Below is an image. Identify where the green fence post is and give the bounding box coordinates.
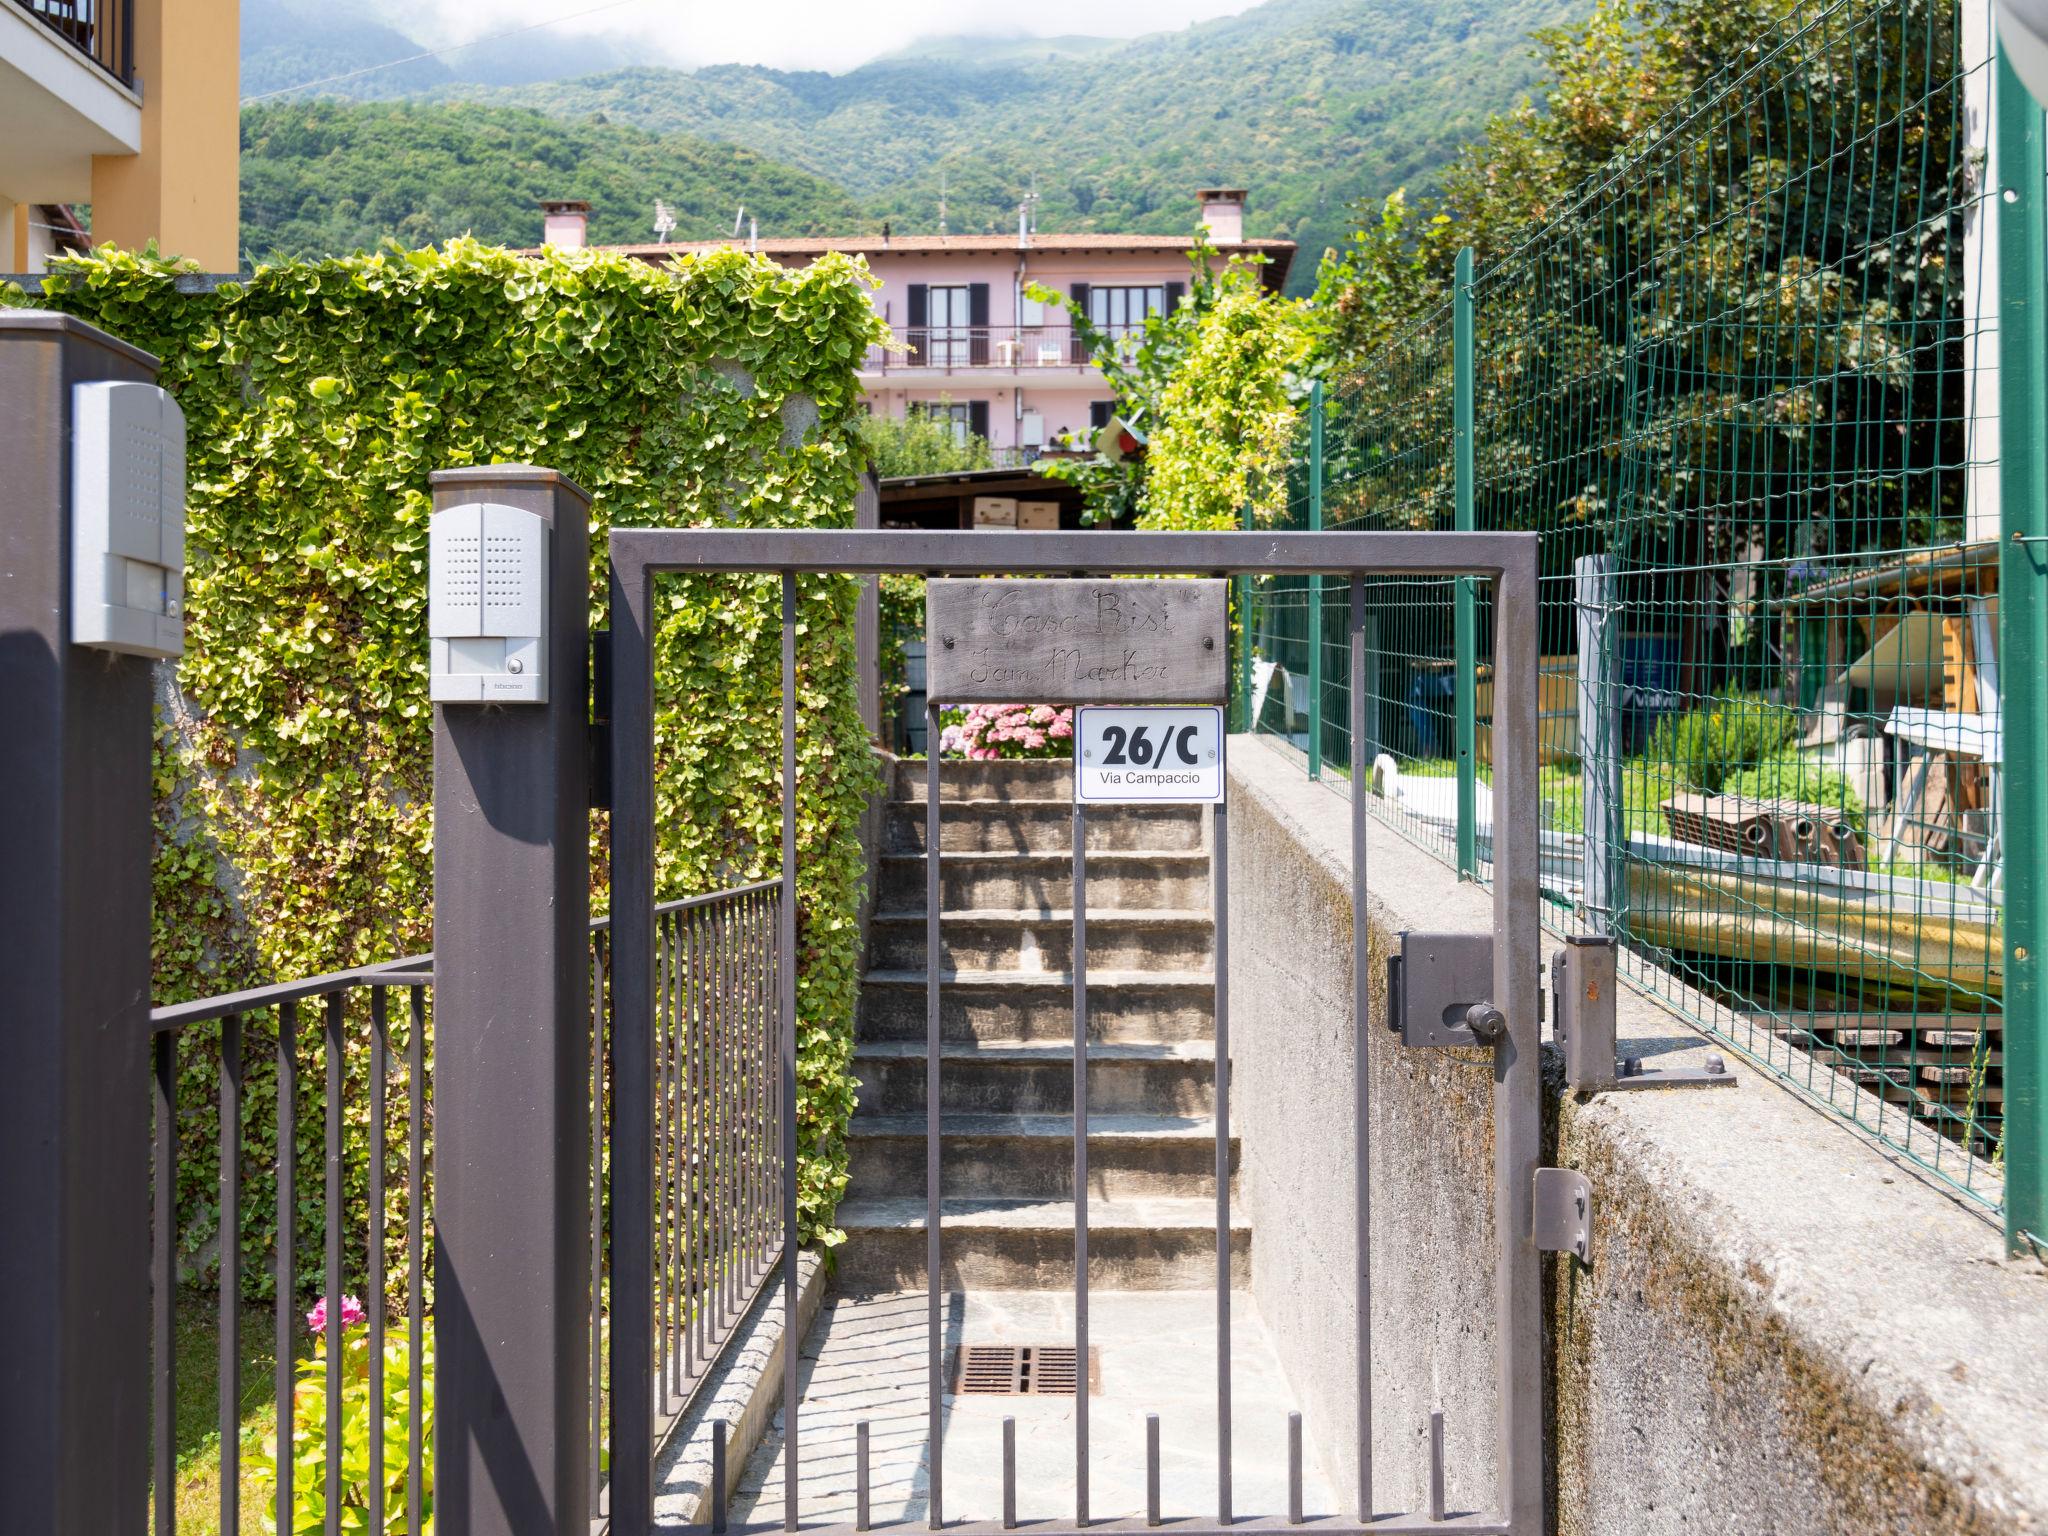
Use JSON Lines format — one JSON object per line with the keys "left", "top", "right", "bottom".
{"left": 1998, "top": 50, "right": 2048, "bottom": 1260}
{"left": 1453, "top": 247, "right": 1478, "bottom": 878}
{"left": 1307, "top": 380, "right": 1325, "bottom": 778}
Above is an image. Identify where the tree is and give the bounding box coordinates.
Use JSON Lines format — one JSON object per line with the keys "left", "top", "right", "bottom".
{"left": 856, "top": 402, "right": 994, "bottom": 478}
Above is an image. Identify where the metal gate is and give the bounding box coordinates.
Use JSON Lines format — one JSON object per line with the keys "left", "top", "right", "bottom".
{"left": 607, "top": 528, "right": 1544, "bottom": 1535}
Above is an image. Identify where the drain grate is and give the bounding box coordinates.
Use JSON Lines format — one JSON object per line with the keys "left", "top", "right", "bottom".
{"left": 952, "top": 1344, "right": 1094, "bottom": 1396}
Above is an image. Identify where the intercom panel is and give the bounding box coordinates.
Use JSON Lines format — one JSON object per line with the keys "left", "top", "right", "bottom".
{"left": 429, "top": 501, "right": 548, "bottom": 703}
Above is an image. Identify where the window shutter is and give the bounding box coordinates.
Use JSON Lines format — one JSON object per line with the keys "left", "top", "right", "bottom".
{"left": 969, "top": 282, "right": 990, "bottom": 365}
{"left": 1069, "top": 283, "right": 1091, "bottom": 362}
{"left": 968, "top": 400, "right": 990, "bottom": 442}
{"left": 907, "top": 284, "right": 928, "bottom": 364}
{"left": 1089, "top": 400, "right": 1116, "bottom": 430}
{"left": 1165, "top": 281, "right": 1186, "bottom": 313}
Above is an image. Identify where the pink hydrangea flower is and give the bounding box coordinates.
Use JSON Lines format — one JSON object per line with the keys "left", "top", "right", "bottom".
{"left": 1030, "top": 706, "right": 1056, "bottom": 725}
{"left": 306, "top": 1294, "right": 367, "bottom": 1334}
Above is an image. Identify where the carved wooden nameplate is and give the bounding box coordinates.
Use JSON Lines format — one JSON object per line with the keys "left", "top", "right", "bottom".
{"left": 924, "top": 578, "right": 1229, "bottom": 704}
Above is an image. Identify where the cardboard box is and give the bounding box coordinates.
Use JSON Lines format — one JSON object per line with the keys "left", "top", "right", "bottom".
{"left": 1016, "top": 501, "right": 1060, "bottom": 530}
{"left": 972, "top": 496, "right": 1017, "bottom": 527}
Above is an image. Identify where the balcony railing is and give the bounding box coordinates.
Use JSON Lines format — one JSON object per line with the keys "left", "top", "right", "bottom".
{"left": 19, "top": 0, "right": 133, "bottom": 85}
{"left": 869, "top": 324, "right": 1145, "bottom": 374}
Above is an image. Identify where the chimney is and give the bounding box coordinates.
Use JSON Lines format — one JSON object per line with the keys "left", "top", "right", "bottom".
{"left": 540, "top": 198, "right": 591, "bottom": 251}
{"left": 1196, "top": 187, "right": 1247, "bottom": 245}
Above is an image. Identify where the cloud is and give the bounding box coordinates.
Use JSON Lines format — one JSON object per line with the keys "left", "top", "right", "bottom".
{"left": 381, "top": 0, "right": 1259, "bottom": 73}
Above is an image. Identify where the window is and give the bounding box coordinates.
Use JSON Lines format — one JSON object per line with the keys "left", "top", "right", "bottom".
{"left": 907, "top": 283, "right": 990, "bottom": 366}
{"left": 1089, "top": 400, "right": 1117, "bottom": 430}
{"left": 914, "top": 400, "right": 991, "bottom": 444}
{"left": 1086, "top": 286, "right": 1166, "bottom": 333}
{"left": 927, "top": 285, "right": 972, "bottom": 366}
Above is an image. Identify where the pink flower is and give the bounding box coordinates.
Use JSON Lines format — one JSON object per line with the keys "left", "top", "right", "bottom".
{"left": 306, "top": 1294, "right": 367, "bottom": 1334}
{"left": 1050, "top": 718, "right": 1073, "bottom": 739}
{"left": 1023, "top": 730, "right": 1046, "bottom": 749}
{"left": 1030, "top": 706, "right": 1055, "bottom": 724}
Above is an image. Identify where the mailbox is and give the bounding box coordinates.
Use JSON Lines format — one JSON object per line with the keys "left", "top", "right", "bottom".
{"left": 71, "top": 380, "right": 186, "bottom": 659}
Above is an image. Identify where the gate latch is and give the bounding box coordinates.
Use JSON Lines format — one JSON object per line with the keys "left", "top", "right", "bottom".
{"left": 1386, "top": 931, "right": 1502, "bottom": 1048}
{"left": 1551, "top": 935, "right": 1735, "bottom": 1091}
{"left": 1533, "top": 1167, "right": 1592, "bottom": 1263}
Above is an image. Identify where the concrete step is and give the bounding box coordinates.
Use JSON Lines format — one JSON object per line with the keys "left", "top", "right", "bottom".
{"left": 877, "top": 851, "right": 1207, "bottom": 911}
{"left": 858, "top": 970, "right": 1215, "bottom": 1045}
{"left": 845, "top": 1112, "right": 1237, "bottom": 1202}
{"left": 834, "top": 1196, "right": 1251, "bottom": 1293}
{"left": 884, "top": 798, "right": 1205, "bottom": 854}
{"left": 867, "top": 910, "right": 1213, "bottom": 974}
{"left": 894, "top": 758, "right": 1073, "bottom": 803}
{"left": 852, "top": 1040, "right": 1214, "bottom": 1117}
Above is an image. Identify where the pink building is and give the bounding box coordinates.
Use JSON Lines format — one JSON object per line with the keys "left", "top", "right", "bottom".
{"left": 542, "top": 190, "right": 1296, "bottom": 463}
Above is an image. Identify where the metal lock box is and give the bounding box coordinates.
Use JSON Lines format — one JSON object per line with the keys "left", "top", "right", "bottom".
{"left": 429, "top": 501, "right": 549, "bottom": 703}
{"left": 1385, "top": 929, "right": 1498, "bottom": 1047}
{"left": 70, "top": 380, "right": 186, "bottom": 659}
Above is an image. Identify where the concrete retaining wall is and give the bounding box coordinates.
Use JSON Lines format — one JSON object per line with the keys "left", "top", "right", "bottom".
{"left": 1227, "top": 737, "right": 2048, "bottom": 1535}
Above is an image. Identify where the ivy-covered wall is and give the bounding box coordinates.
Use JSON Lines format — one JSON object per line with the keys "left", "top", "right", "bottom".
{"left": 24, "top": 240, "right": 887, "bottom": 1285}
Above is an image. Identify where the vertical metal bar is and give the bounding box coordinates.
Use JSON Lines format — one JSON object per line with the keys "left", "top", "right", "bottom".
{"left": 712, "top": 1418, "right": 729, "bottom": 1534}
{"left": 1072, "top": 793, "right": 1090, "bottom": 1527}
{"left": 1348, "top": 578, "right": 1373, "bottom": 1523}
{"left": 1453, "top": 246, "right": 1479, "bottom": 880}
{"left": 1493, "top": 546, "right": 1545, "bottom": 1530}
{"left": 407, "top": 987, "right": 425, "bottom": 1536}
{"left": 925, "top": 699, "right": 945, "bottom": 1530}
{"left": 590, "top": 931, "right": 607, "bottom": 1520}
{"left": 1211, "top": 799, "right": 1232, "bottom": 1525}
{"left": 1574, "top": 555, "right": 1620, "bottom": 937}
{"left": 1428, "top": 1409, "right": 1447, "bottom": 1522}
{"left": 153, "top": 1030, "right": 175, "bottom": 1536}
{"left": 657, "top": 913, "right": 672, "bottom": 1414}
{"left": 781, "top": 573, "right": 802, "bottom": 1532}
{"left": 369, "top": 988, "right": 388, "bottom": 1536}
{"left": 609, "top": 551, "right": 657, "bottom": 1533}
{"left": 1287, "top": 1413, "right": 1304, "bottom": 1526}
{"left": 1001, "top": 1417, "right": 1016, "bottom": 1531}
{"left": 1145, "top": 1414, "right": 1162, "bottom": 1528}
{"left": 723, "top": 892, "right": 737, "bottom": 1328}
{"left": 324, "top": 990, "right": 344, "bottom": 1536}
{"left": 1234, "top": 501, "right": 1254, "bottom": 731}
{"left": 1999, "top": 46, "right": 2048, "bottom": 1260}
{"left": 275, "top": 1000, "right": 298, "bottom": 1534}
{"left": 218, "top": 1015, "right": 242, "bottom": 1536}
{"left": 857, "top": 1420, "right": 873, "bottom": 1532}
{"left": 688, "top": 906, "right": 703, "bottom": 1378}
{"left": 1307, "top": 379, "right": 1325, "bottom": 779}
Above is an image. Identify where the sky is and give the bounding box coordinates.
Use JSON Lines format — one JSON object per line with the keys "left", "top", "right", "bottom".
{"left": 384, "top": 0, "right": 1262, "bottom": 74}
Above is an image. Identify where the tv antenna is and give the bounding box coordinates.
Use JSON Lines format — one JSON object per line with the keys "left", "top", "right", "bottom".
{"left": 653, "top": 200, "right": 676, "bottom": 244}
{"left": 733, "top": 205, "right": 746, "bottom": 239}
{"left": 938, "top": 172, "right": 949, "bottom": 236}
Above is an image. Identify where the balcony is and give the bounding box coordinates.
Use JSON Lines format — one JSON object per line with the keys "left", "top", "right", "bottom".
{"left": 866, "top": 324, "right": 1145, "bottom": 378}
{"left": 15, "top": 0, "right": 130, "bottom": 84}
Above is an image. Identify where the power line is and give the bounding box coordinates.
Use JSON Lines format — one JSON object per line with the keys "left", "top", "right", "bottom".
{"left": 241, "top": 0, "right": 649, "bottom": 105}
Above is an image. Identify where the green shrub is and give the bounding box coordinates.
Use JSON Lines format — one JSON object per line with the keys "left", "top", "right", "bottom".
{"left": 857, "top": 401, "right": 994, "bottom": 477}
{"left": 1644, "top": 689, "right": 1798, "bottom": 793}
{"left": 249, "top": 1299, "right": 431, "bottom": 1534}
{"left": 36, "top": 239, "right": 888, "bottom": 1292}
{"left": 1721, "top": 747, "right": 1867, "bottom": 833}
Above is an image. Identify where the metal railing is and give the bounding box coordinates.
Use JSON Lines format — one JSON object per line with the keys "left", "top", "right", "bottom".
{"left": 143, "top": 884, "right": 779, "bottom": 1535}
{"left": 1246, "top": 0, "right": 2031, "bottom": 1240}
{"left": 18, "top": 0, "right": 133, "bottom": 86}
{"left": 869, "top": 324, "right": 1144, "bottom": 373}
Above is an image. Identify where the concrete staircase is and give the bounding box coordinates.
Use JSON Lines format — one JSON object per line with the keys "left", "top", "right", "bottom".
{"left": 838, "top": 757, "right": 1246, "bottom": 1293}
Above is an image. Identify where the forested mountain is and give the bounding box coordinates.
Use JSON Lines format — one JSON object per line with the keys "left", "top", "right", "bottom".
{"left": 430, "top": 0, "right": 1580, "bottom": 291}
{"left": 237, "top": 0, "right": 1586, "bottom": 287}
{"left": 239, "top": 102, "right": 868, "bottom": 264}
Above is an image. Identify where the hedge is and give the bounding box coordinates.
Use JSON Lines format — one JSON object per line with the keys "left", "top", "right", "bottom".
{"left": 22, "top": 239, "right": 888, "bottom": 1294}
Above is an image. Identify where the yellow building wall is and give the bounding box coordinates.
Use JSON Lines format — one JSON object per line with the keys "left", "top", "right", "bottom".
{"left": 90, "top": 0, "right": 239, "bottom": 269}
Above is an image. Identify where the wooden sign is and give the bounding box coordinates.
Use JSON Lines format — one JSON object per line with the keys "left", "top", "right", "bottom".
{"left": 924, "top": 578, "right": 1229, "bottom": 704}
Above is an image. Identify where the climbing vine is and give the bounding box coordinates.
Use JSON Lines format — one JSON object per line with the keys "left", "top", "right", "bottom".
{"left": 30, "top": 239, "right": 888, "bottom": 1289}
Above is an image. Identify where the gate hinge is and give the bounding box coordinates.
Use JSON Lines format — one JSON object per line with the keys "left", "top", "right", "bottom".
{"left": 589, "top": 628, "right": 613, "bottom": 811}
{"left": 1551, "top": 935, "right": 1736, "bottom": 1092}
{"left": 1532, "top": 1167, "right": 1592, "bottom": 1263}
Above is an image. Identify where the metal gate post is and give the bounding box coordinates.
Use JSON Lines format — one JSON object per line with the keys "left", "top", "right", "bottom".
{"left": 1308, "top": 380, "right": 1325, "bottom": 779}
{"left": 1997, "top": 46, "right": 2048, "bottom": 1260}
{"left": 1453, "top": 248, "right": 1479, "bottom": 879}
{"left": 430, "top": 466, "right": 592, "bottom": 1534}
{"left": 0, "top": 311, "right": 162, "bottom": 1535}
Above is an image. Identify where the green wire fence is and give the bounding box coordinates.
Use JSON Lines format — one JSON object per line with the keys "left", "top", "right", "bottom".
{"left": 1248, "top": 0, "right": 2044, "bottom": 1251}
